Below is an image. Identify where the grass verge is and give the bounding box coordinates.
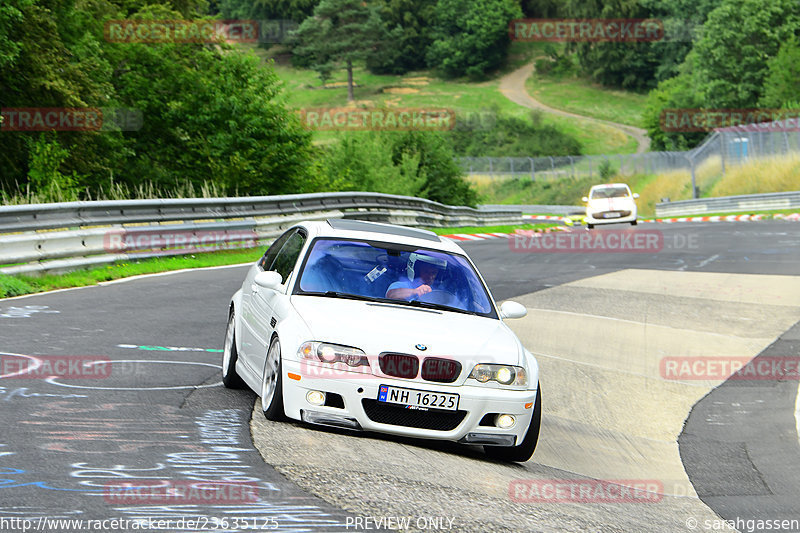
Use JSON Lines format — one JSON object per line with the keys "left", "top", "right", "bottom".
{"left": 525, "top": 73, "right": 648, "bottom": 128}
{"left": 0, "top": 248, "right": 261, "bottom": 299}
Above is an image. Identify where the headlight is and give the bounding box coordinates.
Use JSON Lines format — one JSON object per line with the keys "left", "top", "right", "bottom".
{"left": 469, "top": 364, "right": 527, "bottom": 387}
{"left": 298, "top": 342, "right": 369, "bottom": 368}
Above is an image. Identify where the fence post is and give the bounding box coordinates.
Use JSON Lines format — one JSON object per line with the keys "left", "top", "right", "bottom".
{"left": 488, "top": 157, "right": 493, "bottom": 178}
{"left": 569, "top": 156, "right": 575, "bottom": 178}
{"left": 619, "top": 154, "right": 624, "bottom": 175}
{"left": 528, "top": 158, "right": 535, "bottom": 181}
{"left": 689, "top": 155, "right": 697, "bottom": 199}
{"left": 719, "top": 132, "right": 725, "bottom": 176}
{"left": 510, "top": 157, "right": 514, "bottom": 178}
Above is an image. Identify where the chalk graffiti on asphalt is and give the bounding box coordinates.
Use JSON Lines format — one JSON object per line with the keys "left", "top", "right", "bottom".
{"left": 0, "top": 306, "right": 60, "bottom": 319}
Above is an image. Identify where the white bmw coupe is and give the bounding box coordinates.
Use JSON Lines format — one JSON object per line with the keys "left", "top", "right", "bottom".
{"left": 223, "top": 219, "right": 541, "bottom": 462}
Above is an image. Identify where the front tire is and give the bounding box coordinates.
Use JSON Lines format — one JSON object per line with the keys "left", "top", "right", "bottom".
{"left": 484, "top": 384, "right": 541, "bottom": 463}
{"left": 222, "top": 312, "right": 244, "bottom": 389}
{"left": 587, "top": 223, "right": 594, "bottom": 229}
{"left": 261, "top": 337, "right": 285, "bottom": 421}
{"left": 631, "top": 219, "right": 638, "bottom": 226}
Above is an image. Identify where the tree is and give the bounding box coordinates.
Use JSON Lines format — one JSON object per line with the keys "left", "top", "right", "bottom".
{"left": 690, "top": 0, "right": 800, "bottom": 108}
{"left": 367, "top": 0, "right": 437, "bottom": 74}
{"left": 391, "top": 131, "right": 478, "bottom": 206}
{"left": 0, "top": 0, "right": 31, "bottom": 69}
{"left": 290, "top": 0, "right": 387, "bottom": 101}
{"left": 426, "top": 0, "right": 522, "bottom": 79}
{"left": 759, "top": 38, "right": 800, "bottom": 108}
{"left": 218, "top": 0, "right": 319, "bottom": 21}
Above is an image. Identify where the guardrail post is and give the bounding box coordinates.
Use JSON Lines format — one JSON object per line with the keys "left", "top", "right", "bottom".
{"left": 688, "top": 155, "right": 698, "bottom": 199}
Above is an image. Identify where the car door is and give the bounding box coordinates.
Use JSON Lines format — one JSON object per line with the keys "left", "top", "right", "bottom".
{"left": 239, "top": 229, "right": 294, "bottom": 373}
{"left": 246, "top": 229, "right": 307, "bottom": 378}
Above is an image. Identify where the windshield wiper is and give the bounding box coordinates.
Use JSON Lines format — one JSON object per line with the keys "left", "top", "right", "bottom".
{"left": 401, "top": 299, "right": 482, "bottom": 316}
{"left": 302, "top": 291, "right": 378, "bottom": 303}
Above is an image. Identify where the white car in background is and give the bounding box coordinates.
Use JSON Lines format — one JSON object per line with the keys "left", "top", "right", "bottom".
{"left": 222, "top": 219, "right": 542, "bottom": 462}
{"left": 583, "top": 183, "right": 639, "bottom": 229}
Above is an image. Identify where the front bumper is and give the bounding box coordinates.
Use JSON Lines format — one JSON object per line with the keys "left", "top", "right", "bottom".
{"left": 585, "top": 211, "right": 637, "bottom": 225}
{"left": 281, "top": 359, "right": 538, "bottom": 445}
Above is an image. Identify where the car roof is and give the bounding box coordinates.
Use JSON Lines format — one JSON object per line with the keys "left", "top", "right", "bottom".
{"left": 295, "top": 219, "right": 464, "bottom": 253}
{"left": 590, "top": 183, "right": 630, "bottom": 189}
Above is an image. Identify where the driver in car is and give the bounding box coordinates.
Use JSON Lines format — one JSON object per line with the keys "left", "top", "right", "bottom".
{"left": 385, "top": 253, "right": 447, "bottom": 301}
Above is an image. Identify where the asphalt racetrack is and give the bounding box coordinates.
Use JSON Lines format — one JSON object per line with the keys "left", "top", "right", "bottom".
{"left": 1, "top": 221, "right": 799, "bottom": 532}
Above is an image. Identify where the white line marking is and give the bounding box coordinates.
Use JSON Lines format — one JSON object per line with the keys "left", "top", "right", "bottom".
{"left": 697, "top": 254, "right": 720, "bottom": 269}
{"left": 0, "top": 263, "right": 253, "bottom": 302}
{"left": 0, "top": 353, "right": 42, "bottom": 379}
{"left": 45, "top": 360, "right": 223, "bottom": 390}
{"left": 796, "top": 381, "right": 800, "bottom": 447}
{"left": 449, "top": 234, "right": 483, "bottom": 240}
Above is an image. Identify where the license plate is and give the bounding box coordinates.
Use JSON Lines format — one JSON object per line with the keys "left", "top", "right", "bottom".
{"left": 604, "top": 212, "right": 621, "bottom": 218}
{"left": 378, "top": 385, "right": 459, "bottom": 411}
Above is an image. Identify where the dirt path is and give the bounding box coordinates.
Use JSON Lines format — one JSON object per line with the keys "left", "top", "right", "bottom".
{"left": 499, "top": 63, "right": 651, "bottom": 154}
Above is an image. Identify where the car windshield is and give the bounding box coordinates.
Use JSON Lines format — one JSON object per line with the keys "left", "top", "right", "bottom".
{"left": 295, "top": 238, "right": 496, "bottom": 318}
{"left": 591, "top": 186, "right": 630, "bottom": 199}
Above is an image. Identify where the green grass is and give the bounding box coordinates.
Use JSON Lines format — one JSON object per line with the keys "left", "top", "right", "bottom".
{"left": 525, "top": 74, "right": 648, "bottom": 128}
{"left": 649, "top": 208, "right": 800, "bottom": 219}
{"left": 0, "top": 248, "right": 261, "bottom": 299}
{"left": 427, "top": 222, "right": 555, "bottom": 235}
{"left": 242, "top": 44, "right": 640, "bottom": 155}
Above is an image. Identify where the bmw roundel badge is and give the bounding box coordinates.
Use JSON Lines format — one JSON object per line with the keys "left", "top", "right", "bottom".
{"left": 415, "top": 344, "right": 427, "bottom": 351}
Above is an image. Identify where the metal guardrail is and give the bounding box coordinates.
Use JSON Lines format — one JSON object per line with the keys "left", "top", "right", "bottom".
{"left": 0, "top": 192, "right": 523, "bottom": 275}
{"left": 655, "top": 191, "right": 800, "bottom": 217}
{"left": 480, "top": 204, "right": 585, "bottom": 215}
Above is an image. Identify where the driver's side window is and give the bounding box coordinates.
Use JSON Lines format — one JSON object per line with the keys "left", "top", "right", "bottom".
{"left": 258, "top": 230, "right": 293, "bottom": 271}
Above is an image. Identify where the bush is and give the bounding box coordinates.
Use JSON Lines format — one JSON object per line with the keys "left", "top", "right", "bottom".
{"left": 449, "top": 109, "right": 582, "bottom": 157}
{"left": 316, "top": 131, "right": 478, "bottom": 207}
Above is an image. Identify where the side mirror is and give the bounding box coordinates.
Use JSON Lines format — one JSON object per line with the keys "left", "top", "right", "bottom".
{"left": 633, "top": 193, "right": 640, "bottom": 199}
{"left": 499, "top": 301, "right": 527, "bottom": 319}
{"left": 582, "top": 196, "right": 589, "bottom": 203}
{"left": 254, "top": 271, "right": 283, "bottom": 290}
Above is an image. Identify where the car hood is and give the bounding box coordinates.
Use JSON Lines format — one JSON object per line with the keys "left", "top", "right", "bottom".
{"left": 587, "top": 197, "right": 635, "bottom": 211}
{"left": 291, "top": 295, "right": 523, "bottom": 366}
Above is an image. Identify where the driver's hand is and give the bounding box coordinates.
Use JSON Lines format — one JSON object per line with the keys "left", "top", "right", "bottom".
{"left": 414, "top": 284, "right": 432, "bottom": 296}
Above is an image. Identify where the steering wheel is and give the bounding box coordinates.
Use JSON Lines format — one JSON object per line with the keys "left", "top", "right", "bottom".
{"left": 418, "top": 290, "right": 458, "bottom": 307}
